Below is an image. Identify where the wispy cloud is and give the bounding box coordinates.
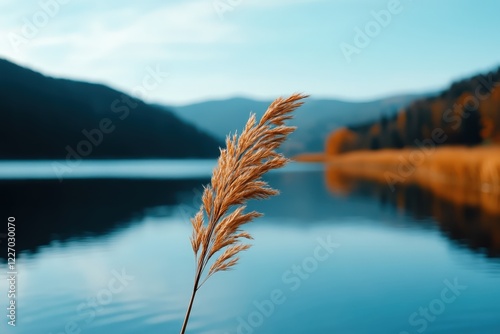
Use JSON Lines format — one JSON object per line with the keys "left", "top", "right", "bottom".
{"left": 0, "top": 0, "right": 237, "bottom": 82}
{"left": 1, "top": 0, "right": 499, "bottom": 104}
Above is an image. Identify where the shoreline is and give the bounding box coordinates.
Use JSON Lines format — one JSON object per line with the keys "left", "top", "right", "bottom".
{"left": 294, "top": 146, "right": 500, "bottom": 215}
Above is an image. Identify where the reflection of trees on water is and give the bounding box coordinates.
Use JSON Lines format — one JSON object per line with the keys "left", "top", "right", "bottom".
{"left": 325, "top": 166, "right": 500, "bottom": 257}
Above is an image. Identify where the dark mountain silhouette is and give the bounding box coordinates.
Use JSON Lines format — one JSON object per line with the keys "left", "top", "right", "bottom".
{"left": 166, "top": 94, "right": 429, "bottom": 155}
{"left": 0, "top": 59, "right": 221, "bottom": 159}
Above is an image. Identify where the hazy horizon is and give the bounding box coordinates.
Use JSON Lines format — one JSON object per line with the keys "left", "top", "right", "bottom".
{"left": 2, "top": 55, "right": 488, "bottom": 108}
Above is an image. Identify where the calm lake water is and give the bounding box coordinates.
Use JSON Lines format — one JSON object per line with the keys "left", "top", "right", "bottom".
{"left": 0, "top": 160, "right": 499, "bottom": 334}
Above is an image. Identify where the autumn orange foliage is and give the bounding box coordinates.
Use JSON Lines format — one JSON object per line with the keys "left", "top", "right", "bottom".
{"left": 479, "top": 86, "right": 500, "bottom": 143}
{"left": 325, "top": 127, "right": 358, "bottom": 155}
{"left": 324, "top": 146, "right": 500, "bottom": 214}
{"left": 324, "top": 70, "right": 500, "bottom": 153}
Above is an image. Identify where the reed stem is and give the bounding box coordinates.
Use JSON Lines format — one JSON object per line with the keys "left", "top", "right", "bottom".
{"left": 180, "top": 270, "right": 202, "bottom": 334}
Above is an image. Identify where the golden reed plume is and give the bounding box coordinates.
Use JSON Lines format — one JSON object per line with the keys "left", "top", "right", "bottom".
{"left": 180, "top": 93, "right": 308, "bottom": 333}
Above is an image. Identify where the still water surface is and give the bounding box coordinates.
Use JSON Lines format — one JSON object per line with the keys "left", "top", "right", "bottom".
{"left": 0, "top": 160, "right": 499, "bottom": 334}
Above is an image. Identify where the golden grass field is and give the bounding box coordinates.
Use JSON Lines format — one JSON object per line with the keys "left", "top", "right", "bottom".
{"left": 297, "top": 146, "right": 500, "bottom": 191}
{"left": 295, "top": 146, "right": 500, "bottom": 215}
{"left": 327, "top": 146, "right": 499, "bottom": 191}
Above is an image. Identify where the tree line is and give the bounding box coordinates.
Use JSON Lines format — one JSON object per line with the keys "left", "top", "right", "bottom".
{"left": 327, "top": 68, "right": 500, "bottom": 155}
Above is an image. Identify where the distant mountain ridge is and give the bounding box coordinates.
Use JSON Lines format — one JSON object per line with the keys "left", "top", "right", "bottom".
{"left": 166, "top": 94, "right": 429, "bottom": 155}
{"left": 0, "top": 59, "right": 221, "bottom": 160}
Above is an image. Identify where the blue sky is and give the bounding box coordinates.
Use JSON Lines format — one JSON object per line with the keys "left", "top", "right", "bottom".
{"left": 1, "top": 0, "right": 500, "bottom": 105}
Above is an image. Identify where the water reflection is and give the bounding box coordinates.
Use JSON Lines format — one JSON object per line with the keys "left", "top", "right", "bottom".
{"left": 0, "top": 163, "right": 499, "bottom": 333}
{"left": 0, "top": 161, "right": 323, "bottom": 260}
{"left": 325, "top": 165, "right": 500, "bottom": 257}
{"left": 0, "top": 178, "right": 209, "bottom": 259}
{"left": 4, "top": 162, "right": 499, "bottom": 262}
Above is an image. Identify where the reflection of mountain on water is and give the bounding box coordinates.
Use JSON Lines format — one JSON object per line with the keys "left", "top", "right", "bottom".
{"left": 0, "top": 178, "right": 209, "bottom": 258}
{"left": 325, "top": 166, "right": 500, "bottom": 258}
{"left": 4, "top": 165, "right": 498, "bottom": 260}
{"left": 0, "top": 169, "right": 396, "bottom": 259}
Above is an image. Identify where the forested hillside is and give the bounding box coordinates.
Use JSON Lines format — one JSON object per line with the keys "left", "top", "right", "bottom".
{"left": 327, "top": 68, "right": 500, "bottom": 155}
{"left": 0, "top": 59, "right": 221, "bottom": 159}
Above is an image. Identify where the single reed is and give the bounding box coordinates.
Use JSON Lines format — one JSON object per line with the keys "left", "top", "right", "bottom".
{"left": 180, "top": 93, "right": 307, "bottom": 334}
